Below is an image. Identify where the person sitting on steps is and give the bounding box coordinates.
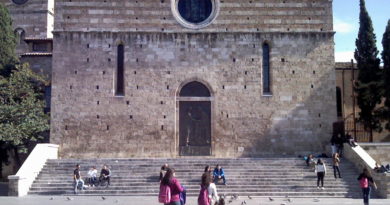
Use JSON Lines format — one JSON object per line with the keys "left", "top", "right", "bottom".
{"left": 99, "top": 164, "right": 111, "bottom": 187}
{"left": 213, "top": 164, "right": 226, "bottom": 185}
{"left": 306, "top": 154, "right": 316, "bottom": 171}
{"left": 86, "top": 166, "right": 98, "bottom": 187}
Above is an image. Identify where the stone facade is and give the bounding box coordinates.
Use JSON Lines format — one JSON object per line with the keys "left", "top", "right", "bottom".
{"left": 0, "top": 0, "right": 54, "bottom": 56}
{"left": 50, "top": 0, "right": 337, "bottom": 158}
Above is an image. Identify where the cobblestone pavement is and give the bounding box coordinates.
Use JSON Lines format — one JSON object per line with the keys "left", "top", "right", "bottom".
{"left": 0, "top": 196, "right": 389, "bottom": 205}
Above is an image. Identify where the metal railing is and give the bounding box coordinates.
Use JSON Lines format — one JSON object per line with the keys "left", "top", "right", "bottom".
{"left": 344, "top": 114, "right": 371, "bottom": 142}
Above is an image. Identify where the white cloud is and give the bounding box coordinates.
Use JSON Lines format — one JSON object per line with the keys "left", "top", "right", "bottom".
{"left": 334, "top": 18, "right": 356, "bottom": 34}
{"left": 335, "top": 51, "right": 356, "bottom": 62}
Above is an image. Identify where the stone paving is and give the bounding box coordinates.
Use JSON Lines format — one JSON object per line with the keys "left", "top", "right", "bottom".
{"left": 0, "top": 196, "right": 389, "bottom": 205}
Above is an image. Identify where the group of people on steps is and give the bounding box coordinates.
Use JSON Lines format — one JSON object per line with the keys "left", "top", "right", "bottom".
{"left": 159, "top": 164, "right": 226, "bottom": 205}
{"left": 73, "top": 164, "right": 111, "bottom": 194}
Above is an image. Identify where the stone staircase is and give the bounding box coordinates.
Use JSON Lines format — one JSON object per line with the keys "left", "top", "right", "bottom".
{"left": 28, "top": 158, "right": 364, "bottom": 198}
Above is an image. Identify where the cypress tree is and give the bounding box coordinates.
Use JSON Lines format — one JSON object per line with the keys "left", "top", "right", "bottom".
{"left": 382, "top": 20, "right": 390, "bottom": 130}
{"left": 0, "top": 3, "right": 17, "bottom": 76}
{"left": 354, "top": 0, "right": 382, "bottom": 136}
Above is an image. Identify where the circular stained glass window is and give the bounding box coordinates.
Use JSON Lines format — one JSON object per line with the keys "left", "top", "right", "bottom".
{"left": 12, "top": 0, "right": 28, "bottom": 5}
{"left": 178, "top": 0, "right": 213, "bottom": 24}
{"left": 172, "top": 0, "right": 219, "bottom": 29}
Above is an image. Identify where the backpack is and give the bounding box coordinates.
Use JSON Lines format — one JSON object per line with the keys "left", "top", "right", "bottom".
{"left": 198, "top": 185, "right": 210, "bottom": 205}
{"left": 359, "top": 177, "right": 368, "bottom": 188}
{"left": 159, "top": 184, "right": 171, "bottom": 204}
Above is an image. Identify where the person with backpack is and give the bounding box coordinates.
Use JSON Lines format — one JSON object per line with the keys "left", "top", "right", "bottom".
{"left": 315, "top": 159, "right": 326, "bottom": 190}
{"left": 198, "top": 173, "right": 213, "bottom": 205}
{"left": 159, "top": 168, "right": 184, "bottom": 205}
{"left": 358, "top": 168, "right": 377, "bottom": 205}
{"left": 332, "top": 153, "right": 342, "bottom": 179}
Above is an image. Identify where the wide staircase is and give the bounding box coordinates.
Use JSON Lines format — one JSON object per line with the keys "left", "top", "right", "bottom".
{"left": 29, "top": 158, "right": 363, "bottom": 198}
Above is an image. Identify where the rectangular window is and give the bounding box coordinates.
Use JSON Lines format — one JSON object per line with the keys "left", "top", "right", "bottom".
{"left": 115, "top": 44, "right": 125, "bottom": 96}
{"left": 262, "top": 43, "right": 271, "bottom": 94}
{"left": 33, "top": 42, "right": 48, "bottom": 52}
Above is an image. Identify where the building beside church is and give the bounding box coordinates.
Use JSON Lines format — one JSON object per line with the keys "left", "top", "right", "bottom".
{"left": 49, "top": 0, "right": 336, "bottom": 158}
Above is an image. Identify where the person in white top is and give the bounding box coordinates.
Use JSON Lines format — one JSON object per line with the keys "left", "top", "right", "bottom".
{"left": 208, "top": 181, "right": 219, "bottom": 204}
{"left": 87, "top": 166, "right": 98, "bottom": 187}
{"left": 315, "top": 159, "right": 327, "bottom": 190}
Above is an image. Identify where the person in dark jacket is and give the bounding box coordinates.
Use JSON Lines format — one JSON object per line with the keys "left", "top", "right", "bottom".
{"left": 213, "top": 164, "right": 226, "bottom": 185}
{"left": 160, "top": 163, "right": 169, "bottom": 182}
{"left": 99, "top": 164, "right": 111, "bottom": 187}
{"left": 358, "top": 168, "right": 377, "bottom": 205}
{"left": 335, "top": 133, "right": 344, "bottom": 157}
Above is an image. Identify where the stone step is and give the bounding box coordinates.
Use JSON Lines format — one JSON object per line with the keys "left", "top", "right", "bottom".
{"left": 28, "top": 158, "right": 362, "bottom": 198}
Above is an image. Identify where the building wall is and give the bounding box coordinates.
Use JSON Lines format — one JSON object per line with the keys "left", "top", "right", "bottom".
{"left": 53, "top": 0, "right": 333, "bottom": 33}
{"left": 20, "top": 55, "right": 52, "bottom": 79}
{"left": 50, "top": 0, "right": 336, "bottom": 158}
{"left": 335, "top": 63, "right": 390, "bottom": 142}
{"left": 51, "top": 32, "right": 336, "bottom": 158}
{"left": 1, "top": 0, "right": 54, "bottom": 55}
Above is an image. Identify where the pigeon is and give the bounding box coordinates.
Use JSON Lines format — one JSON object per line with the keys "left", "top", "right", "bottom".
{"left": 248, "top": 195, "right": 252, "bottom": 199}
{"left": 101, "top": 196, "right": 106, "bottom": 200}
{"left": 66, "top": 197, "right": 73, "bottom": 201}
{"left": 241, "top": 200, "right": 247, "bottom": 205}
{"left": 287, "top": 198, "right": 292, "bottom": 203}
{"left": 281, "top": 203, "right": 286, "bottom": 205}
{"left": 49, "top": 197, "right": 54, "bottom": 200}
{"left": 233, "top": 194, "right": 238, "bottom": 199}
{"left": 228, "top": 199, "right": 233, "bottom": 203}
{"left": 269, "top": 197, "right": 274, "bottom": 201}
{"left": 313, "top": 198, "right": 320, "bottom": 202}
{"left": 114, "top": 199, "right": 119, "bottom": 203}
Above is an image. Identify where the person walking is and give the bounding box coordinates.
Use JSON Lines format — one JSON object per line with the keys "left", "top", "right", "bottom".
{"left": 161, "top": 168, "right": 184, "bottom": 205}
{"left": 198, "top": 173, "right": 219, "bottom": 205}
{"left": 333, "top": 153, "right": 342, "bottom": 179}
{"left": 358, "top": 168, "right": 377, "bottom": 205}
{"left": 315, "top": 159, "right": 327, "bottom": 190}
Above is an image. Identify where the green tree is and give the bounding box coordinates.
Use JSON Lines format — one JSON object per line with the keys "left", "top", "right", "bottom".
{"left": 0, "top": 3, "right": 17, "bottom": 77}
{"left": 0, "top": 64, "right": 50, "bottom": 177}
{"left": 354, "top": 0, "right": 382, "bottom": 138}
{"left": 382, "top": 20, "right": 390, "bottom": 130}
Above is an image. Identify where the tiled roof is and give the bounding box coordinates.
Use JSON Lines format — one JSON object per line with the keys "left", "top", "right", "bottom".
{"left": 24, "top": 38, "right": 53, "bottom": 43}
{"left": 21, "top": 52, "right": 52, "bottom": 57}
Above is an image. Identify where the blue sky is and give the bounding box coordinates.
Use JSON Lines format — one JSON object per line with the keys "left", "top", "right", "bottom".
{"left": 334, "top": 0, "right": 390, "bottom": 62}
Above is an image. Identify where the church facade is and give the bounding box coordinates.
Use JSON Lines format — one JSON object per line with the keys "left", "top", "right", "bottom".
{"left": 49, "top": 0, "right": 337, "bottom": 158}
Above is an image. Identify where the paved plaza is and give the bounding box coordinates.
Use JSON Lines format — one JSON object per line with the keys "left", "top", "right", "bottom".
{"left": 0, "top": 196, "right": 389, "bottom": 205}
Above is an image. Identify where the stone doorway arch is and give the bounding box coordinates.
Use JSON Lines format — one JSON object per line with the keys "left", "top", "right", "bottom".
{"left": 177, "top": 81, "right": 213, "bottom": 156}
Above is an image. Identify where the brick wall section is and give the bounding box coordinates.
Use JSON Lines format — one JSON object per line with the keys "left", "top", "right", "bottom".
{"left": 20, "top": 55, "right": 52, "bottom": 79}
{"left": 1, "top": 0, "right": 54, "bottom": 56}
{"left": 361, "top": 143, "right": 390, "bottom": 166}
{"left": 54, "top": 0, "right": 333, "bottom": 33}
{"left": 51, "top": 31, "right": 336, "bottom": 158}
{"left": 0, "top": 0, "right": 53, "bottom": 38}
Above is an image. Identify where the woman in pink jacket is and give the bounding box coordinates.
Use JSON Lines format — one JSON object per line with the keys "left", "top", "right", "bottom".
{"left": 161, "top": 168, "right": 184, "bottom": 205}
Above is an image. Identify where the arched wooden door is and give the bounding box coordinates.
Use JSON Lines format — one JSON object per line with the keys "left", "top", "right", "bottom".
{"left": 178, "top": 81, "right": 212, "bottom": 156}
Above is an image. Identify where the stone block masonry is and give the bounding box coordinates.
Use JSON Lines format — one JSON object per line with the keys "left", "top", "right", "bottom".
{"left": 51, "top": 31, "right": 336, "bottom": 158}
{"left": 50, "top": 0, "right": 336, "bottom": 158}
